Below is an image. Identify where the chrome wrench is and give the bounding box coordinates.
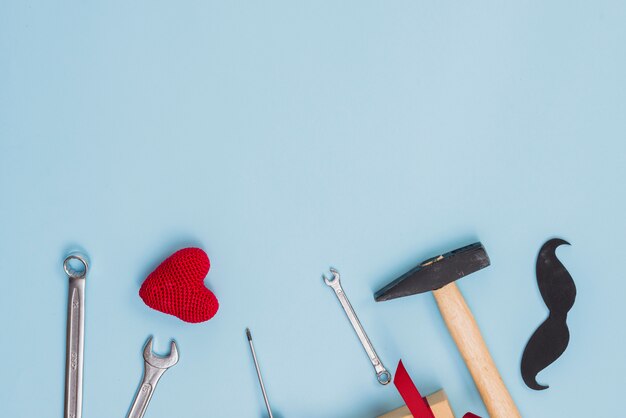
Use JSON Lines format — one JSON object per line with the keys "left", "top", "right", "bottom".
{"left": 63, "top": 254, "right": 89, "bottom": 418}
{"left": 127, "top": 336, "right": 179, "bottom": 418}
{"left": 322, "top": 268, "right": 391, "bottom": 385}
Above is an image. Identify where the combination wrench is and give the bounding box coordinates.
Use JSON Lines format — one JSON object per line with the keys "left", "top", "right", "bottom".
{"left": 127, "top": 336, "right": 179, "bottom": 418}
{"left": 322, "top": 268, "right": 391, "bottom": 385}
{"left": 64, "top": 254, "right": 89, "bottom": 418}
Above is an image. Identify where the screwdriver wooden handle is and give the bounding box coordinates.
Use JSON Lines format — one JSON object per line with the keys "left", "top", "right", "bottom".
{"left": 433, "top": 282, "right": 521, "bottom": 418}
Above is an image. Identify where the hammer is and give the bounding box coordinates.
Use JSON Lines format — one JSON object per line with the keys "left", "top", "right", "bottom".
{"left": 375, "top": 243, "right": 521, "bottom": 418}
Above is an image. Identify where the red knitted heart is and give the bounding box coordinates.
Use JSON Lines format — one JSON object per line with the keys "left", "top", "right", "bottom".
{"left": 139, "top": 247, "right": 219, "bottom": 323}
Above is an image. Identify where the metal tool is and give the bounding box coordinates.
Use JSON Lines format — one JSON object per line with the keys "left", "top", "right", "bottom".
{"left": 246, "top": 328, "right": 274, "bottom": 418}
{"left": 63, "top": 254, "right": 89, "bottom": 418}
{"left": 127, "top": 336, "right": 179, "bottom": 418}
{"left": 375, "top": 242, "right": 521, "bottom": 418}
{"left": 322, "top": 268, "right": 391, "bottom": 385}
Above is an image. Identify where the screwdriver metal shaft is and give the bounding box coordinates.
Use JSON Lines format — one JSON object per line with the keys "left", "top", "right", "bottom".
{"left": 246, "top": 328, "right": 274, "bottom": 418}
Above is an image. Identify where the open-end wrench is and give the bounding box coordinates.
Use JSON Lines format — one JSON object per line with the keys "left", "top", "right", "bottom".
{"left": 127, "top": 337, "right": 179, "bottom": 418}
{"left": 63, "top": 254, "right": 89, "bottom": 418}
{"left": 322, "top": 268, "right": 391, "bottom": 385}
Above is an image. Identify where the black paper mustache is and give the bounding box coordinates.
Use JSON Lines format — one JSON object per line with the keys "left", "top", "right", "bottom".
{"left": 521, "top": 238, "right": 576, "bottom": 390}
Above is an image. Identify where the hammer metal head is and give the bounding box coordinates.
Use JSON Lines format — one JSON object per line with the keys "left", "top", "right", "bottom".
{"left": 374, "top": 242, "right": 490, "bottom": 302}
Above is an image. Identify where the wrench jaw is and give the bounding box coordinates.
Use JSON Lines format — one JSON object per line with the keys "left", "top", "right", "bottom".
{"left": 128, "top": 337, "right": 179, "bottom": 418}
{"left": 143, "top": 337, "right": 179, "bottom": 369}
{"left": 322, "top": 268, "right": 341, "bottom": 289}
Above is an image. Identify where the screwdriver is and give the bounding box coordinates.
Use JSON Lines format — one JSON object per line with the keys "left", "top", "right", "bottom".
{"left": 246, "top": 328, "right": 274, "bottom": 418}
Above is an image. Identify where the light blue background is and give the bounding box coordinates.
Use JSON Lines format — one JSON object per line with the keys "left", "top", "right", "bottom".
{"left": 1, "top": 1, "right": 625, "bottom": 417}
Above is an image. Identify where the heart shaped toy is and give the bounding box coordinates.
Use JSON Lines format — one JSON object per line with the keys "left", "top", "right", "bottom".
{"left": 139, "top": 247, "right": 219, "bottom": 323}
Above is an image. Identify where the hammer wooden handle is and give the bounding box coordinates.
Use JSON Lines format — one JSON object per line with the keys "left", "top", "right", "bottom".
{"left": 433, "top": 282, "right": 521, "bottom": 418}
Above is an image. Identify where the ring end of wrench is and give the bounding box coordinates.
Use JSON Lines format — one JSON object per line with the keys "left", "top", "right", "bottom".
{"left": 376, "top": 369, "right": 392, "bottom": 385}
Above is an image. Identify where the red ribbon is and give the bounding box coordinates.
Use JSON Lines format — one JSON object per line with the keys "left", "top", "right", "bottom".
{"left": 393, "top": 360, "right": 481, "bottom": 418}
{"left": 394, "top": 360, "right": 435, "bottom": 418}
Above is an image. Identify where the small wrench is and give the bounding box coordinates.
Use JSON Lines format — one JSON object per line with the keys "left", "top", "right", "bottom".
{"left": 64, "top": 254, "right": 89, "bottom": 418}
{"left": 127, "top": 337, "right": 179, "bottom": 418}
{"left": 322, "top": 268, "right": 391, "bottom": 385}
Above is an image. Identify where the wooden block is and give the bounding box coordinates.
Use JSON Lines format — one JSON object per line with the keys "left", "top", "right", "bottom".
{"left": 426, "top": 390, "right": 455, "bottom": 418}
{"left": 377, "top": 390, "right": 455, "bottom": 418}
